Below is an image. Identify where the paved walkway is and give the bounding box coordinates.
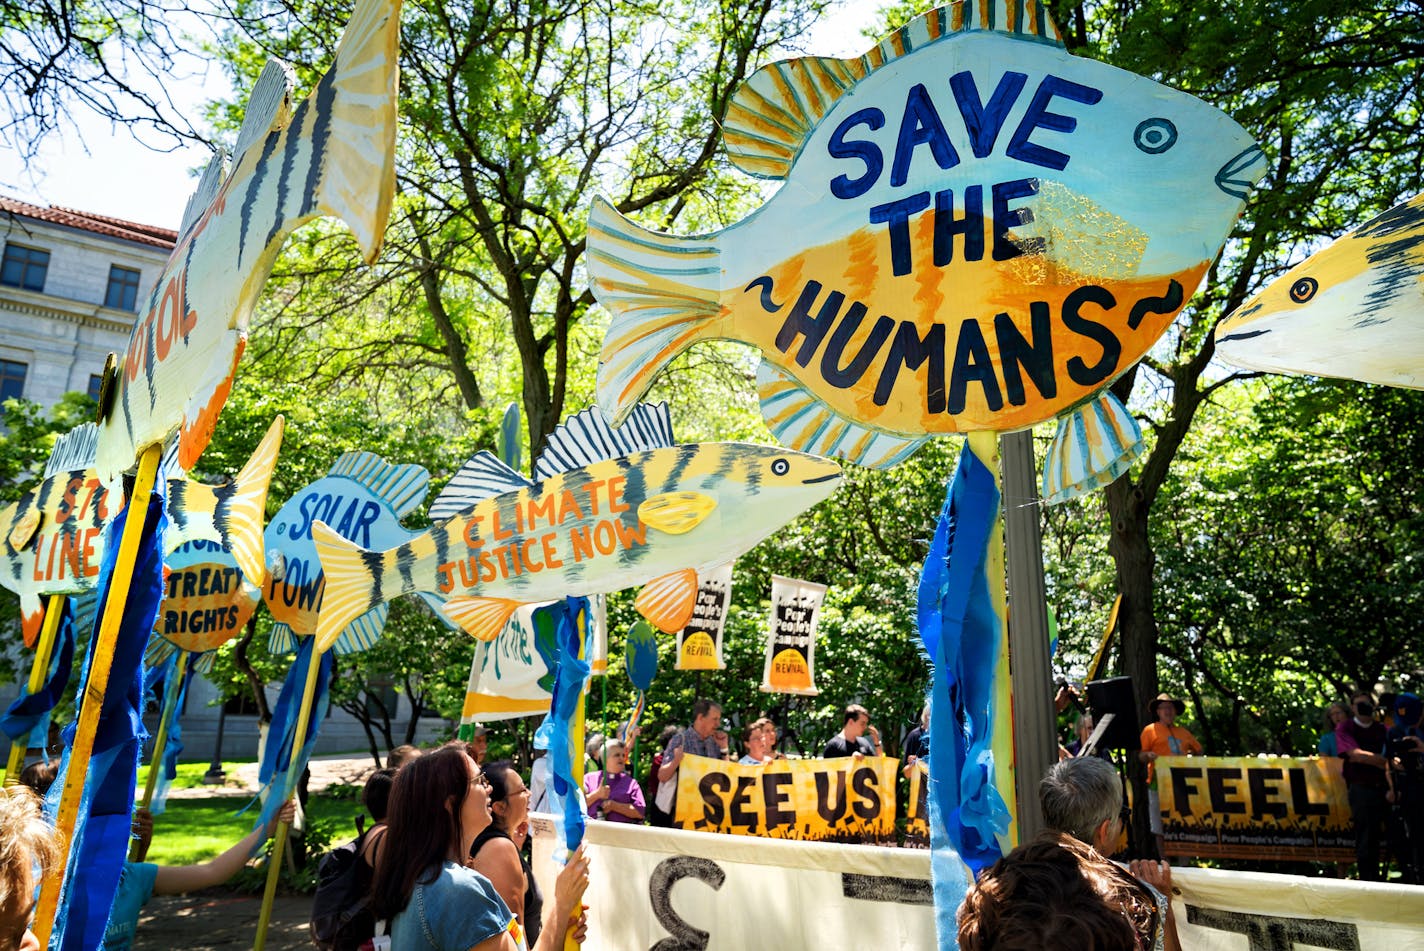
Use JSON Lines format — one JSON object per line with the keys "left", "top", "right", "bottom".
{"left": 134, "top": 891, "right": 312, "bottom": 950}
{"left": 166, "top": 752, "right": 381, "bottom": 800}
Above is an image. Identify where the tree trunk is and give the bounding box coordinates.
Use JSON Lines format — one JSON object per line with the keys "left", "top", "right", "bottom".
{"left": 233, "top": 616, "right": 272, "bottom": 724}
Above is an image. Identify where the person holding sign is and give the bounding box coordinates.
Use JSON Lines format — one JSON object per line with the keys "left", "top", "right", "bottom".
{"left": 584, "top": 740, "right": 645, "bottom": 824}
{"left": 656, "top": 700, "right": 725, "bottom": 823}
{"left": 823, "top": 704, "right": 882, "bottom": 759}
{"left": 739, "top": 720, "right": 773, "bottom": 766}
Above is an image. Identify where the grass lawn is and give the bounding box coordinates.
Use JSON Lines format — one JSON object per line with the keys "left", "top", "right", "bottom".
{"left": 146, "top": 787, "right": 366, "bottom": 868}
{"left": 134, "top": 759, "right": 254, "bottom": 793}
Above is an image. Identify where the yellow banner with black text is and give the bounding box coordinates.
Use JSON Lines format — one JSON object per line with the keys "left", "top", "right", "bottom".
{"left": 674, "top": 754, "right": 898, "bottom": 843}
{"left": 1156, "top": 755, "right": 1354, "bottom": 861}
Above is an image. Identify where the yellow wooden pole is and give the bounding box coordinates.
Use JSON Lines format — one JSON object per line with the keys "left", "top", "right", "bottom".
{"left": 252, "top": 641, "right": 323, "bottom": 951}
{"left": 2, "top": 593, "right": 67, "bottom": 786}
{"left": 33, "top": 443, "right": 162, "bottom": 949}
{"left": 129, "top": 650, "right": 190, "bottom": 860}
{"left": 565, "top": 604, "right": 590, "bottom": 951}
{"left": 966, "top": 431, "right": 1018, "bottom": 852}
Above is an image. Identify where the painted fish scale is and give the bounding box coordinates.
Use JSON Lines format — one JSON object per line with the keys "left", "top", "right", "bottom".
{"left": 590, "top": 1, "right": 1265, "bottom": 483}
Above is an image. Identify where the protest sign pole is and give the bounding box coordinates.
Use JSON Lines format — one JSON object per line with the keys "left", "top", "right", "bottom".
{"left": 1001, "top": 430, "right": 1054, "bottom": 841}
{"left": 131, "top": 649, "right": 191, "bottom": 857}
{"left": 253, "top": 642, "right": 323, "bottom": 951}
{"left": 2, "top": 593, "right": 66, "bottom": 785}
{"left": 34, "top": 443, "right": 162, "bottom": 949}
{"left": 966, "top": 431, "right": 1018, "bottom": 849}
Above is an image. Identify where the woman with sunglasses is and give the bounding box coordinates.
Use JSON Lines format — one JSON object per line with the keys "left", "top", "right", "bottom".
{"left": 372, "top": 747, "right": 589, "bottom": 950}
{"left": 470, "top": 762, "right": 544, "bottom": 944}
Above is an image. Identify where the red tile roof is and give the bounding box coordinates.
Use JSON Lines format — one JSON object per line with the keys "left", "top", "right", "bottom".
{"left": 0, "top": 195, "right": 177, "bottom": 250}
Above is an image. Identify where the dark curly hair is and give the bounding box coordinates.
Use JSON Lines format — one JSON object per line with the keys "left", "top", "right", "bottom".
{"left": 958, "top": 832, "right": 1159, "bottom": 950}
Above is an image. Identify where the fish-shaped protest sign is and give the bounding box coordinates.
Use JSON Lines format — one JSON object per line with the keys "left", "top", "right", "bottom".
{"left": 588, "top": 1, "right": 1265, "bottom": 501}
{"left": 312, "top": 402, "right": 843, "bottom": 647}
{"left": 147, "top": 540, "right": 263, "bottom": 667}
{"left": 1, "top": 418, "right": 283, "bottom": 645}
{"left": 1217, "top": 192, "right": 1424, "bottom": 388}
{"left": 93, "top": 0, "right": 400, "bottom": 483}
{"left": 263, "top": 451, "right": 432, "bottom": 655}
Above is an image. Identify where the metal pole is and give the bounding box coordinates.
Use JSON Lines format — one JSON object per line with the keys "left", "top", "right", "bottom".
{"left": 204, "top": 703, "right": 228, "bottom": 784}
{"left": 1002, "top": 429, "right": 1056, "bottom": 841}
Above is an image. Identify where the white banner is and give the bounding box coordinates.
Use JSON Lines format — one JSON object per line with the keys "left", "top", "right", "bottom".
{"left": 676, "top": 563, "right": 733, "bottom": 670}
{"left": 530, "top": 815, "right": 936, "bottom": 949}
{"left": 461, "top": 602, "right": 555, "bottom": 723}
{"left": 761, "top": 576, "right": 826, "bottom": 695}
{"left": 529, "top": 818, "right": 1424, "bottom": 950}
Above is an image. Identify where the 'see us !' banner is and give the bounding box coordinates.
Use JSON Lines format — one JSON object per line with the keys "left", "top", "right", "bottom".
{"left": 674, "top": 754, "right": 897, "bottom": 843}
{"left": 1156, "top": 755, "right": 1354, "bottom": 862}
{"left": 676, "top": 563, "right": 732, "bottom": 670}
{"left": 761, "top": 575, "right": 826, "bottom": 695}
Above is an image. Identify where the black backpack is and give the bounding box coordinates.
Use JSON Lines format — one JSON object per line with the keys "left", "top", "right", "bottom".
{"left": 310, "top": 829, "right": 376, "bottom": 951}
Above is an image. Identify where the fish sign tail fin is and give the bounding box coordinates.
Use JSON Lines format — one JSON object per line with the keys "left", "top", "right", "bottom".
{"left": 1041, "top": 392, "right": 1144, "bottom": 505}
{"left": 220, "top": 416, "right": 285, "bottom": 585}
{"left": 20, "top": 593, "right": 43, "bottom": 649}
{"left": 588, "top": 196, "right": 723, "bottom": 425}
{"left": 310, "top": 521, "right": 385, "bottom": 653}
{"left": 309, "top": 0, "right": 402, "bottom": 263}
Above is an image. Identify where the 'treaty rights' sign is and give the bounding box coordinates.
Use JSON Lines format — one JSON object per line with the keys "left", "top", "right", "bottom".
{"left": 590, "top": 1, "right": 1266, "bottom": 481}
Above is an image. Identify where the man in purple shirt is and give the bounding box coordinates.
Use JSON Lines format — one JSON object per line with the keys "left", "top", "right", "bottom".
{"left": 585, "top": 739, "right": 646, "bottom": 823}
{"left": 1336, "top": 692, "right": 1388, "bottom": 880}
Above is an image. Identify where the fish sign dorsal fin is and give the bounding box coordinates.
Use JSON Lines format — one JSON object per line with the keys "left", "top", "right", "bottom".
{"left": 327, "top": 452, "right": 431, "bottom": 519}
{"left": 534, "top": 402, "right": 676, "bottom": 479}
{"left": 723, "top": 57, "right": 867, "bottom": 180}
{"left": 178, "top": 150, "right": 230, "bottom": 241}
{"left": 724, "top": 1, "right": 1063, "bottom": 180}
{"left": 44, "top": 423, "right": 98, "bottom": 477}
{"left": 430, "top": 451, "right": 534, "bottom": 522}
{"left": 233, "top": 58, "right": 296, "bottom": 161}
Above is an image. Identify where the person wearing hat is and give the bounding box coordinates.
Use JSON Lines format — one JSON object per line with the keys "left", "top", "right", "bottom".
{"left": 1138, "top": 694, "right": 1203, "bottom": 859}
{"left": 468, "top": 724, "right": 491, "bottom": 764}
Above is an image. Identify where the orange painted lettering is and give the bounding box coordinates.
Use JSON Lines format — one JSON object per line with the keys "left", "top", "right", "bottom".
{"left": 608, "top": 476, "right": 629, "bottom": 514}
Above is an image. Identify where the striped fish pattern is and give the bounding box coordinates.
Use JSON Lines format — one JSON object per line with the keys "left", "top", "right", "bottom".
{"left": 588, "top": 0, "right": 1266, "bottom": 504}
{"left": 1217, "top": 191, "right": 1424, "bottom": 388}
{"left": 94, "top": 0, "right": 401, "bottom": 483}
{"left": 0, "top": 417, "right": 283, "bottom": 646}
{"left": 311, "top": 403, "right": 842, "bottom": 648}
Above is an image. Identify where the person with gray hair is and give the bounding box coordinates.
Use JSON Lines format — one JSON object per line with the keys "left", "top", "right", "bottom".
{"left": 1039, "top": 757, "right": 1182, "bottom": 951}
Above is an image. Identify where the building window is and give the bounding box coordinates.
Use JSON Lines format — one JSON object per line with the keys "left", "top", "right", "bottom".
{"left": 0, "top": 360, "right": 26, "bottom": 404}
{"left": 87, "top": 374, "right": 103, "bottom": 401}
{"left": 0, "top": 243, "right": 49, "bottom": 292}
{"left": 104, "top": 265, "right": 141, "bottom": 311}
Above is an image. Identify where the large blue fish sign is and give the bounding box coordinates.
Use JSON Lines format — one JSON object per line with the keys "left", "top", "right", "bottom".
{"left": 263, "top": 452, "right": 430, "bottom": 654}
{"left": 589, "top": 0, "right": 1266, "bottom": 501}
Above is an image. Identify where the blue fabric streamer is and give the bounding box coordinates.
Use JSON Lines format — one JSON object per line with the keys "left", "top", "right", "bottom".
{"left": 544, "top": 597, "right": 591, "bottom": 857}
{"left": 147, "top": 651, "right": 193, "bottom": 816}
{"left": 916, "top": 442, "right": 1012, "bottom": 943}
{"left": 45, "top": 486, "right": 166, "bottom": 951}
{"left": 1, "top": 598, "right": 76, "bottom": 754}
{"left": 249, "top": 635, "right": 332, "bottom": 839}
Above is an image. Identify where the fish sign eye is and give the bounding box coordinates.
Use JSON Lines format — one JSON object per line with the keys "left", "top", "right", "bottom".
{"left": 1289, "top": 277, "right": 1319, "bottom": 304}
{"left": 1134, "top": 118, "right": 1178, "bottom": 154}
{"left": 771, "top": 458, "right": 790, "bottom": 476}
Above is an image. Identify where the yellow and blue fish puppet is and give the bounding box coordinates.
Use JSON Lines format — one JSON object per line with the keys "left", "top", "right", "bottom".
{"left": 93, "top": 0, "right": 400, "bottom": 483}
{"left": 263, "top": 450, "right": 441, "bottom": 656}
{"left": 143, "top": 539, "right": 264, "bottom": 672}
{"left": 588, "top": 0, "right": 1266, "bottom": 502}
{"left": 311, "top": 402, "right": 843, "bottom": 648}
{"left": 0, "top": 417, "right": 283, "bottom": 647}
{"left": 1216, "top": 191, "right": 1424, "bottom": 388}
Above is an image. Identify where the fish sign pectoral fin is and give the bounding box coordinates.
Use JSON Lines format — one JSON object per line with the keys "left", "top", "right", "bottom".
{"left": 635, "top": 569, "right": 699, "bottom": 633}
{"left": 637, "top": 492, "right": 717, "bottom": 535}
{"left": 8, "top": 508, "right": 40, "bottom": 551}
{"left": 445, "top": 597, "right": 524, "bottom": 642}
{"left": 19, "top": 593, "right": 43, "bottom": 649}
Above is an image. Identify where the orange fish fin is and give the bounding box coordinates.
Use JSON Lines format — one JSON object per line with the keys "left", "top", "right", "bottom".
{"left": 635, "top": 568, "right": 699, "bottom": 633}
{"left": 444, "top": 596, "right": 524, "bottom": 643}
{"left": 20, "top": 593, "right": 42, "bottom": 649}
{"left": 179, "top": 335, "right": 246, "bottom": 471}
{"left": 724, "top": 57, "right": 865, "bottom": 180}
